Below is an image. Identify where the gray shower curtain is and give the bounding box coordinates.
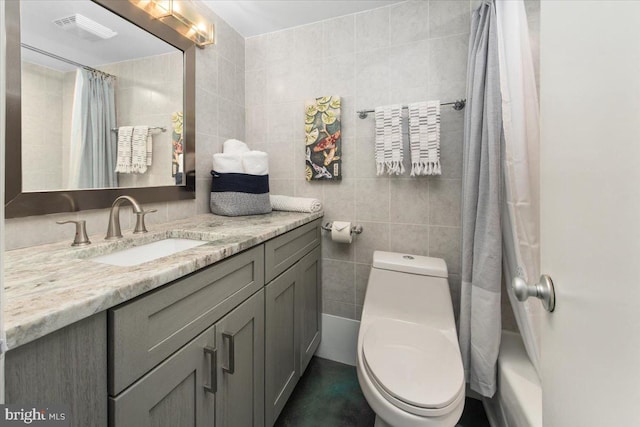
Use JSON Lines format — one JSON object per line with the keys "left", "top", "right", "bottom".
{"left": 458, "top": 0, "right": 503, "bottom": 398}
{"left": 70, "top": 69, "right": 117, "bottom": 189}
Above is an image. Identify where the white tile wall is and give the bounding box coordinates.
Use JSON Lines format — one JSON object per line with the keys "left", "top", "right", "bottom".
{"left": 245, "top": 0, "right": 473, "bottom": 320}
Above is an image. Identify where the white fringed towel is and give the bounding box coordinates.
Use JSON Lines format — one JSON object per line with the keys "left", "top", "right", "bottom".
{"left": 115, "top": 126, "right": 134, "bottom": 173}
{"left": 223, "top": 139, "right": 251, "bottom": 154}
{"left": 375, "top": 105, "right": 405, "bottom": 175}
{"left": 131, "top": 126, "right": 150, "bottom": 173}
{"left": 242, "top": 151, "right": 269, "bottom": 175}
{"left": 212, "top": 153, "right": 244, "bottom": 173}
{"left": 409, "top": 101, "right": 441, "bottom": 176}
{"left": 270, "top": 195, "right": 322, "bottom": 213}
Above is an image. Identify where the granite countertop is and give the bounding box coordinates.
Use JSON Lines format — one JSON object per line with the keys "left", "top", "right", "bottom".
{"left": 4, "top": 211, "right": 323, "bottom": 350}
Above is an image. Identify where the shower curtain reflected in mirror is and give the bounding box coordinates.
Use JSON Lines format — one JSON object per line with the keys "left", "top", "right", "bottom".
{"left": 68, "top": 69, "right": 118, "bottom": 189}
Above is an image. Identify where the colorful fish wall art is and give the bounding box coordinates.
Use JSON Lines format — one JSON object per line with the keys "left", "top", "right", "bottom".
{"left": 305, "top": 96, "right": 341, "bottom": 181}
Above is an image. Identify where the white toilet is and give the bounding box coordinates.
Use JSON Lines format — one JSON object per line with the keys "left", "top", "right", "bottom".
{"left": 356, "top": 251, "right": 465, "bottom": 427}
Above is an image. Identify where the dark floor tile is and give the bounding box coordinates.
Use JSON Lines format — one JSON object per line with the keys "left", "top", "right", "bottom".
{"left": 274, "top": 357, "right": 375, "bottom": 427}
{"left": 457, "top": 397, "right": 490, "bottom": 427}
{"left": 275, "top": 356, "right": 490, "bottom": 427}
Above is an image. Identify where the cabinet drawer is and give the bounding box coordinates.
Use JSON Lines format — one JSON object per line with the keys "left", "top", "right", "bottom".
{"left": 264, "top": 219, "right": 321, "bottom": 282}
{"left": 109, "top": 245, "right": 264, "bottom": 395}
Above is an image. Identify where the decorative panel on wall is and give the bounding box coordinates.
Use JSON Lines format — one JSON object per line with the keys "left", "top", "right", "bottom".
{"left": 305, "top": 96, "right": 341, "bottom": 181}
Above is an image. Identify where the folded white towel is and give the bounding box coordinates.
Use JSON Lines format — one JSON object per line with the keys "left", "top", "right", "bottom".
{"left": 213, "top": 153, "right": 244, "bottom": 173}
{"left": 409, "top": 101, "right": 441, "bottom": 176}
{"left": 115, "top": 126, "right": 134, "bottom": 173}
{"left": 375, "top": 105, "right": 405, "bottom": 175}
{"left": 242, "top": 151, "right": 269, "bottom": 175}
{"left": 223, "top": 139, "right": 250, "bottom": 154}
{"left": 270, "top": 195, "right": 322, "bottom": 213}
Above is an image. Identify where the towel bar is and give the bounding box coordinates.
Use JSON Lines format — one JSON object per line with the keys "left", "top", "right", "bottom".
{"left": 357, "top": 99, "right": 466, "bottom": 119}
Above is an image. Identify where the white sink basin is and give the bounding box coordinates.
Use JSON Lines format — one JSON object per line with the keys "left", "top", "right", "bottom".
{"left": 92, "top": 238, "right": 208, "bottom": 267}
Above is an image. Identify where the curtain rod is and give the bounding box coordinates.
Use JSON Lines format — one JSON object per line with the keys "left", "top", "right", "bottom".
{"left": 357, "top": 99, "right": 466, "bottom": 119}
{"left": 20, "top": 43, "right": 115, "bottom": 78}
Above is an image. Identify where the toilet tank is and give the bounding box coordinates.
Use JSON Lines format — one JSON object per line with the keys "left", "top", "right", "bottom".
{"left": 364, "top": 251, "right": 456, "bottom": 337}
{"left": 373, "top": 252, "right": 448, "bottom": 278}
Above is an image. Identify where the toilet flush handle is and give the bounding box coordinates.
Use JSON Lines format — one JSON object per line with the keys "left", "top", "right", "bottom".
{"left": 512, "top": 275, "right": 556, "bottom": 312}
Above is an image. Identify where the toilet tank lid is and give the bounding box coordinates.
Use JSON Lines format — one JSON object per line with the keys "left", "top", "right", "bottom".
{"left": 373, "top": 252, "right": 448, "bottom": 277}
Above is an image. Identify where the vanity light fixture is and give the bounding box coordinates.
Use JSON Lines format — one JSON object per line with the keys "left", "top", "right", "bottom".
{"left": 131, "top": 0, "right": 214, "bottom": 48}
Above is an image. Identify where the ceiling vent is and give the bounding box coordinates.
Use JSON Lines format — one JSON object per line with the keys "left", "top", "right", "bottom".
{"left": 53, "top": 13, "right": 118, "bottom": 41}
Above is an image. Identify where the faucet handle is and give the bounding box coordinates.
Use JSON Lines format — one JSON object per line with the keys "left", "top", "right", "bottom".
{"left": 133, "top": 209, "right": 157, "bottom": 234}
{"left": 56, "top": 220, "right": 91, "bottom": 246}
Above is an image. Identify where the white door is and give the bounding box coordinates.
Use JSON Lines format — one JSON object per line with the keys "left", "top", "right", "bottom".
{"left": 539, "top": 1, "right": 640, "bottom": 426}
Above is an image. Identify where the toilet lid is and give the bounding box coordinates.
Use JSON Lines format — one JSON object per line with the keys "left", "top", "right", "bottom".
{"left": 362, "top": 320, "right": 464, "bottom": 410}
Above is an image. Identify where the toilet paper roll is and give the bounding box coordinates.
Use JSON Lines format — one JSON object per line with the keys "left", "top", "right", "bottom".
{"left": 331, "top": 221, "right": 353, "bottom": 244}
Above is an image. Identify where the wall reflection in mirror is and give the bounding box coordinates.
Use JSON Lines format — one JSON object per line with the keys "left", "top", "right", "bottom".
{"left": 20, "top": 0, "right": 184, "bottom": 192}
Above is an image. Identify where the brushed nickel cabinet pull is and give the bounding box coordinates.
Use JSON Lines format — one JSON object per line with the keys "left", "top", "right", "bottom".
{"left": 222, "top": 333, "right": 235, "bottom": 374}
{"left": 203, "top": 346, "right": 217, "bottom": 394}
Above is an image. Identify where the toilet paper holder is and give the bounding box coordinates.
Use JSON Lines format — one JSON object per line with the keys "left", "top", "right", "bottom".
{"left": 321, "top": 222, "right": 364, "bottom": 235}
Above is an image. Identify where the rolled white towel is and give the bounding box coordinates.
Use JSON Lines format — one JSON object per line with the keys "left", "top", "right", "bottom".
{"left": 270, "top": 195, "right": 323, "bottom": 213}
{"left": 223, "top": 139, "right": 250, "bottom": 154}
{"left": 242, "top": 151, "right": 269, "bottom": 175}
{"left": 212, "top": 153, "right": 244, "bottom": 173}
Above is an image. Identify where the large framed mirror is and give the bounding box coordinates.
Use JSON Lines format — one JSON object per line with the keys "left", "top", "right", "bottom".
{"left": 4, "top": 0, "right": 196, "bottom": 218}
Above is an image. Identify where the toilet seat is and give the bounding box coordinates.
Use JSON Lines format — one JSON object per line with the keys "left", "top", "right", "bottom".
{"left": 362, "top": 319, "right": 465, "bottom": 417}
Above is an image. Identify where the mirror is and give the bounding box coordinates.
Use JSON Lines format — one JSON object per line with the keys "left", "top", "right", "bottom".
{"left": 5, "top": 0, "right": 196, "bottom": 218}
{"left": 21, "top": 0, "right": 184, "bottom": 191}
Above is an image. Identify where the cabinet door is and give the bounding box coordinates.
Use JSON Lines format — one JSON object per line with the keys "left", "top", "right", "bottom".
{"left": 298, "top": 246, "right": 322, "bottom": 373}
{"left": 110, "top": 324, "right": 216, "bottom": 427}
{"left": 265, "top": 266, "right": 300, "bottom": 426}
{"left": 215, "top": 289, "right": 265, "bottom": 427}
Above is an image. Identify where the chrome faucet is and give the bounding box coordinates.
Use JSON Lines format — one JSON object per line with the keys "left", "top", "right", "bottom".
{"left": 105, "top": 195, "right": 156, "bottom": 240}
